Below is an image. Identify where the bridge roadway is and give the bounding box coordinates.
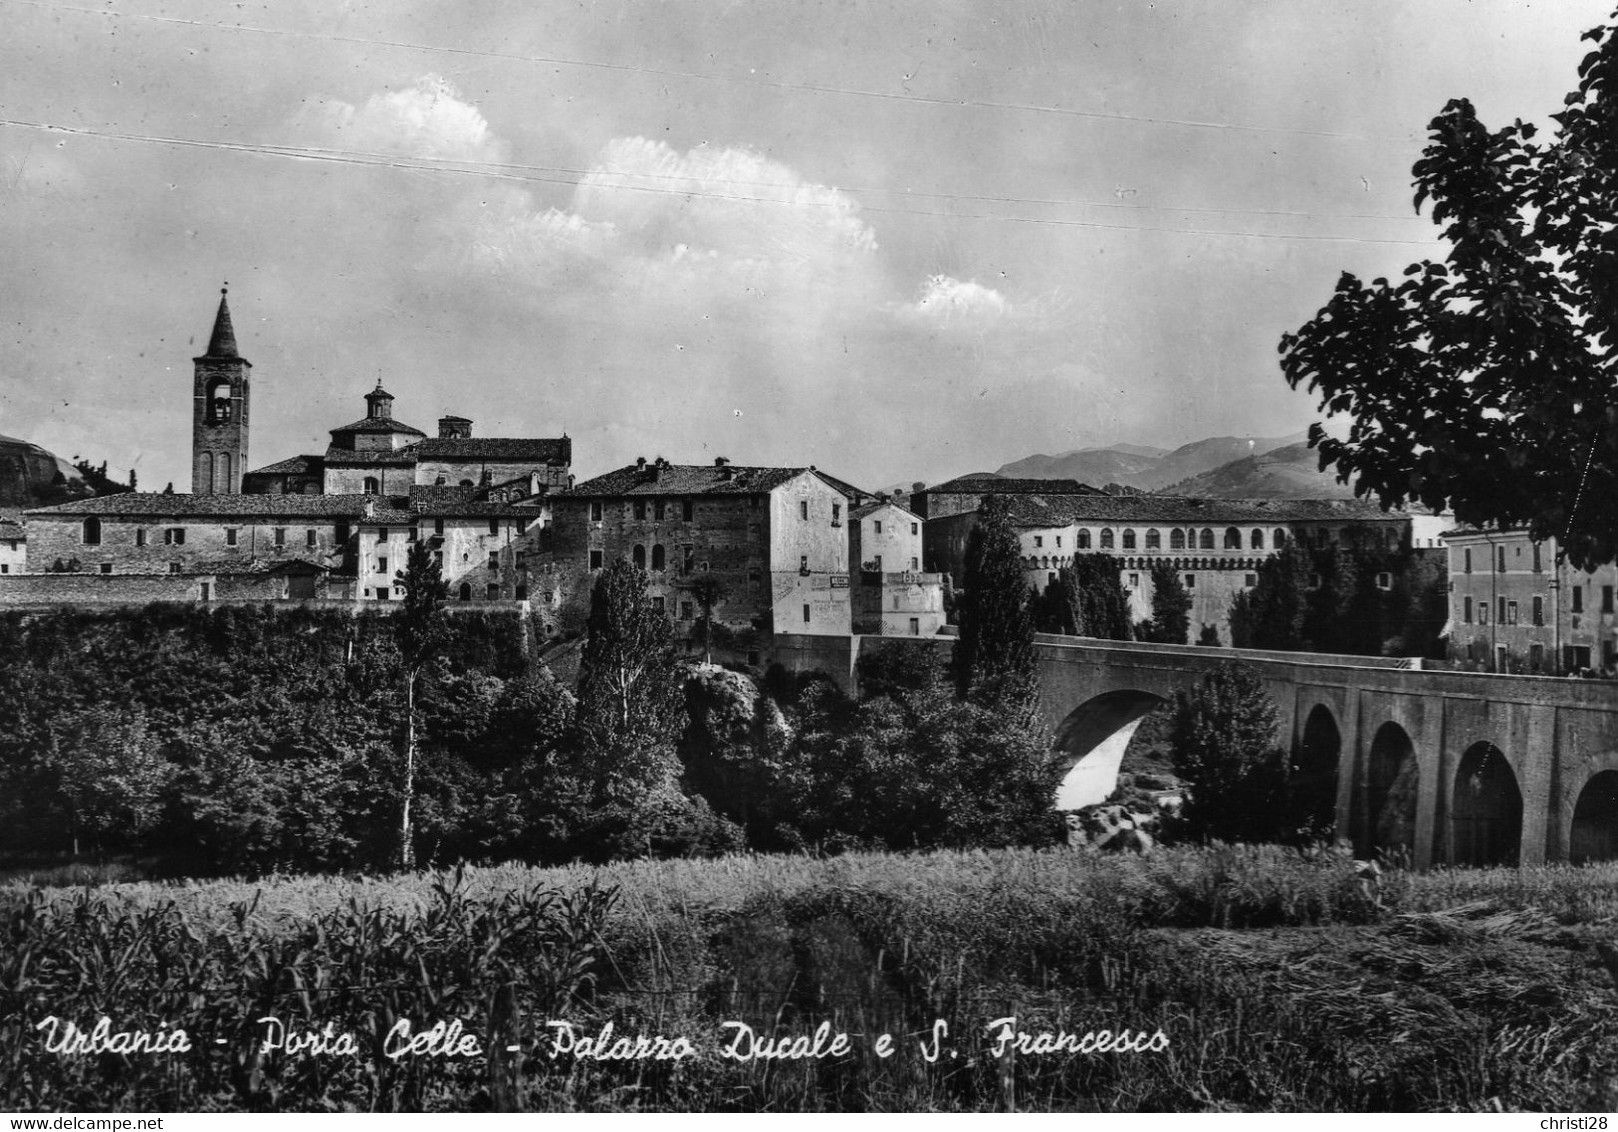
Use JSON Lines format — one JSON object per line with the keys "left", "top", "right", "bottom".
{"left": 1033, "top": 634, "right": 1618, "bottom": 868}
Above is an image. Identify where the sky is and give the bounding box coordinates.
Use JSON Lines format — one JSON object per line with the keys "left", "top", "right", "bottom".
{"left": 0, "top": 0, "right": 1608, "bottom": 493}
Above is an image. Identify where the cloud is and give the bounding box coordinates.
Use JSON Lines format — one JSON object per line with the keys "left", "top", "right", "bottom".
{"left": 305, "top": 75, "right": 508, "bottom": 164}
{"left": 900, "top": 274, "right": 1012, "bottom": 322}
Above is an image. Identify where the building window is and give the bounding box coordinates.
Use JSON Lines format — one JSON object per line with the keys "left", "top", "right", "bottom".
{"left": 1245, "top": 574, "right": 1257, "bottom": 587}
{"left": 1531, "top": 643, "right": 1545, "bottom": 670}
{"left": 799, "top": 554, "right": 809, "bottom": 574}
{"left": 1463, "top": 596, "right": 1473, "bottom": 623}
{"left": 1146, "top": 530, "right": 1163, "bottom": 551}
{"left": 832, "top": 503, "right": 841, "bottom": 525}
{"left": 515, "top": 584, "right": 528, "bottom": 601}
{"left": 487, "top": 583, "right": 500, "bottom": 601}
{"left": 684, "top": 500, "right": 694, "bottom": 521}
{"left": 99, "top": 563, "right": 112, "bottom": 575}
{"left": 274, "top": 528, "right": 286, "bottom": 547}
{"left": 801, "top": 501, "right": 809, "bottom": 521}
{"left": 802, "top": 603, "right": 811, "bottom": 624}
{"left": 1573, "top": 585, "right": 1584, "bottom": 613}
{"left": 680, "top": 601, "right": 693, "bottom": 620}
{"left": 590, "top": 550, "right": 603, "bottom": 570}
{"left": 376, "top": 528, "right": 388, "bottom": 542}
{"left": 911, "top": 556, "right": 919, "bottom": 570}
{"left": 364, "top": 477, "right": 380, "bottom": 495}
{"left": 378, "top": 556, "right": 388, "bottom": 575}
{"left": 82, "top": 517, "right": 102, "bottom": 545}
{"left": 632, "top": 544, "right": 646, "bottom": 569}
{"left": 1199, "top": 529, "right": 1214, "bottom": 550}
{"left": 1274, "top": 529, "right": 1287, "bottom": 547}
{"left": 1478, "top": 602, "right": 1489, "bottom": 625}
{"left": 306, "top": 529, "right": 318, "bottom": 548}
{"left": 909, "top": 617, "right": 920, "bottom": 635}
{"left": 1533, "top": 543, "right": 1543, "bottom": 572}
{"left": 1184, "top": 573, "right": 1196, "bottom": 588}
{"left": 1251, "top": 529, "right": 1264, "bottom": 550}
{"left": 652, "top": 595, "right": 666, "bottom": 614}
{"left": 489, "top": 519, "right": 500, "bottom": 536}
{"left": 1223, "top": 527, "right": 1241, "bottom": 549}
{"left": 652, "top": 544, "right": 666, "bottom": 571}
{"left": 682, "top": 546, "right": 695, "bottom": 574}
{"left": 873, "top": 519, "right": 882, "bottom": 534}
{"left": 1122, "top": 529, "right": 1136, "bottom": 550}
{"left": 1168, "top": 529, "right": 1184, "bottom": 550}
{"left": 1462, "top": 548, "right": 1472, "bottom": 573}
{"left": 873, "top": 555, "right": 882, "bottom": 571}
{"left": 1100, "top": 528, "right": 1114, "bottom": 550}
{"left": 1497, "top": 546, "right": 1507, "bottom": 573}
{"left": 750, "top": 569, "right": 762, "bottom": 589}
{"left": 460, "top": 583, "right": 473, "bottom": 601}
{"left": 1079, "top": 530, "right": 1093, "bottom": 549}
{"left": 590, "top": 501, "right": 603, "bottom": 522}
{"left": 1507, "top": 600, "right": 1518, "bottom": 624}
{"left": 911, "top": 522, "right": 918, "bottom": 535}
{"left": 1533, "top": 595, "right": 1544, "bottom": 626}
{"left": 655, "top": 500, "right": 666, "bottom": 521}
{"left": 169, "top": 562, "right": 182, "bottom": 574}
{"left": 135, "top": 529, "right": 147, "bottom": 548}
{"left": 634, "top": 501, "right": 647, "bottom": 520}
{"left": 1034, "top": 536, "right": 1043, "bottom": 548}
{"left": 1376, "top": 572, "right": 1392, "bottom": 590}
{"left": 517, "top": 517, "right": 530, "bottom": 535}
{"left": 165, "top": 528, "right": 186, "bottom": 546}
{"left": 1605, "top": 585, "right": 1615, "bottom": 614}
{"left": 488, "top": 552, "right": 499, "bottom": 571}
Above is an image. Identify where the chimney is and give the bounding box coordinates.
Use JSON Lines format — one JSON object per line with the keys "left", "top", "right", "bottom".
{"left": 438, "top": 416, "right": 472, "bottom": 439}
{"left": 480, "top": 468, "right": 493, "bottom": 487}
{"left": 715, "top": 456, "right": 729, "bottom": 467}
{"left": 912, "top": 482, "right": 925, "bottom": 494}
{"left": 636, "top": 456, "right": 647, "bottom": 471}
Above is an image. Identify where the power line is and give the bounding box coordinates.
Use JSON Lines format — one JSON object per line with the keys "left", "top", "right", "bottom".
{"left": 0, "top": 118, "right": 1443, "bottom": 247}
{"left": 5, "top": 0, "right": 1418, "bottom": 144}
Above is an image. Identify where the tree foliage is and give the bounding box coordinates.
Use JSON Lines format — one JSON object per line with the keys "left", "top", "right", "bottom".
{"left": 1141, "top": 561, "right": 1193, "bottom": 644}
{"left": 954, "top": 496, "right": 1039, "bottom": 712}
{"left": 1169, "top": 664, "right": 1287, "bottom": 843}
{"left": 1280, "top": 18, "right": 1618, "bottom": 570}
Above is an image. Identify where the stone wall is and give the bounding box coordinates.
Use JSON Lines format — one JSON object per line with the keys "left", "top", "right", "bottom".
{"left": 27, "top": 514, "right": 349, "bottom": 575}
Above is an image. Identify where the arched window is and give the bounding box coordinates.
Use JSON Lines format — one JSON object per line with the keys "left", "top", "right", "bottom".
{"left": 1077, "top": 529, "right": 1091, "bottom": 550}
{"left": 1146, "top": 528, "right": 1161, "bottom": 550}
{"left": 207, "top": 380, "right": 232, "bottom": 424}
{"left": 1100, "top": 528, "right": 1115, "bottom": 549}
{"left": 632, "top": 544, "right": 646, "bottom": 569}
{"left": 1200, "top": 528, "right": 1215, "bottom": 550}
{"left": 435, "top": 475, "right": 447, "bottom": 486}
{"left": 1122, "top": 529, "right": 1137, "bottom": 550}
{"left": 1170, "top": 528, "right": 1185, "bottom": 550}
{"left": 363, "top": 476, "right": 380, "bottom": 495}
{"left": 1223, "top": 527, "right": 1241, "bottom": 549}
{"left": 1274, "top": 528, "right": 1288, "bottom": 547}
{"left": 651, "top": 544, "right": 665, "bottom": 571}
{"left": 1251, "top": 529, "right": 1265, "bottom": 550}
{"left": 82, "top": 517, "right": 101, "bottom": 545}
{"left": 458, "top": 583, "right": 472, "bottom": 602}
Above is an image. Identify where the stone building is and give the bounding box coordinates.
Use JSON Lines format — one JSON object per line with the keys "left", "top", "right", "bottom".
{"left": 7, "top": 289, "right": 570, "bottom": 608}
{"left": 524, "top": 458, "right": 869, "bottom": 658}
{"left": 1446, "top": 527, "right": 1618, "bottom": 675}
{"left": 0, "top": 510, "right": 25, "bottom": 575}
{"left": 925, "top": 493, "right": 1414, "bottom": 645}
{"left": 848, "top": 499, "right": 946, "bottom": 636}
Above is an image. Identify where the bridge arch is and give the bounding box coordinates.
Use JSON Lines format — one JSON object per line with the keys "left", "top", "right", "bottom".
{"left": 1051, "top": 689, "right": 1168, "bottom": 810}
{"left": 1570, "top": 768, "right": 1618, "bottom": 864}
{"left": 1358, "top": 721, "right": 1419, "bottom": 859}
{"left": 1451, "top": 742, "right": 1522, "bottom": 866}
{"left": 1289, "top": 704, "right": 1341, "bottom": 838}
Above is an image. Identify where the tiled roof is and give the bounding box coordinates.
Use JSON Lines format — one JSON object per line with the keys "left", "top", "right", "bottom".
{"left": 412, "top": 437, "right": 571, "bottom": 463}
{"left": 1001, "top": 494, "right": 1414, "bottom": 527}
{"left": 322, "top": 447, "right": 418, "bottom": 466}
{"left": 25, "top": 492, "right": 405, "bottom": 518}
{"left": 851, "top": 500, "right": 921, "bottom": 521}
{"left": 566, "top": 463, "right": 860, "bottom": 498}
{"left": 245, "top": 455, "right": 324, "bottom": 476}
{"left": 330, "top": 417, "right": 428, "bottom": 437}
{"left": 923, "top": 475, "right": 1103, "bottom": 496}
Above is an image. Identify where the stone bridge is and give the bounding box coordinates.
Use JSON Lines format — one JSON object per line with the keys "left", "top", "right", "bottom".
{"left": 1036, "top": 635, "right": 1618, "bottom": 868}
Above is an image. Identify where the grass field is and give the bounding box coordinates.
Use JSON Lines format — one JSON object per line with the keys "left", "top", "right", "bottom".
{"left": 4, "top": 845, "right": 1616, "bottom": 1112}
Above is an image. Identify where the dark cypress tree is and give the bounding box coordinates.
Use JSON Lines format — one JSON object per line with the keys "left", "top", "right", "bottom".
{"left": 1143, "top": 561, "right": 1192, "bottom": 644}
{"left": 1231, "top": 541, "right": 1312, "bottom": 650}
{"left": 1067, "top": 555, "right": 1133, "bottom": 640}
{"left": 954, "top": 495, "right": 1039, "bottom": 713}
{"left": 1170, "top": 663, "right": 1287, "bottom": 843}
{"left": 394, "top": 540, "right": 449, "bottom": 868}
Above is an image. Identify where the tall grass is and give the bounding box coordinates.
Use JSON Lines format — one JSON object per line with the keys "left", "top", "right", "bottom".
{"left": 3, "top": 846, "right": 1615, "bottom": 1111}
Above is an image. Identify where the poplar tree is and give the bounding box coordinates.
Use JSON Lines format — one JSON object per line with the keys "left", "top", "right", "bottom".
{"left": 394, "top": 540, "right": 448, "bottom": 869}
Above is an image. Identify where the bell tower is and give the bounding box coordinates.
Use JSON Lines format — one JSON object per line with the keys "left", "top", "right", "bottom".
{"left": 191, "top": 285, "right": 252, "bottom": 494}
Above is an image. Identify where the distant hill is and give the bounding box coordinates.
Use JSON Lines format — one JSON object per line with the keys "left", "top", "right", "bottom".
{"left": 994, "top": 431, "right": 1308, "bottom": 492}
{"left": 1163, "top": 441, "right": 1358, "bottom": 499}
{"left": 0, "top": 435, "right": 130, "bottom": 507}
